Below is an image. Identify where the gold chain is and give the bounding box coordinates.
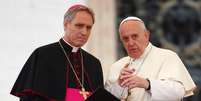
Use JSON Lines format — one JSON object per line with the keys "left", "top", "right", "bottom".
{"left": 59, "top": 41, "right": 85, "bottom": 90}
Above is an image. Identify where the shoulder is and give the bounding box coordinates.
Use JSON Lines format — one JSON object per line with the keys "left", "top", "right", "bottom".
{"left": 151, "top": 45, "right": 183, "bottom": 65}
{"left": 37, "top": 42, "right": 59, "bottom": 51}
{"left": 30, "top": 41, "right": 60, "bottom": 57}
{"left": 34, "top": 42, "right": 59, "bottom": 53}
{"left": 152, "top": 45, "right": 178, "bottom": 58}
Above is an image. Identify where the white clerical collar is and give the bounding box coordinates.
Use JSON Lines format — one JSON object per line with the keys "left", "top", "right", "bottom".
{"left": 139, "top": 42, "right": 152, "bottom": 59}
{"left": 62, "top": 38, "right": 79, "bottom": 52}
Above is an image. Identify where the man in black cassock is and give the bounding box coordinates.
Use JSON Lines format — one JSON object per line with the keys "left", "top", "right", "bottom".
{"left": 10, "top": 4, "right": 104, "bottom": 101}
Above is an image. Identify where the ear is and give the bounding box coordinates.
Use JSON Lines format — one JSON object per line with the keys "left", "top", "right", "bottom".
{"left": 63, "top": 20, "right": 69, "bottom": 31}
{"left": 145, "top": 30, "right": 150, "bottom": 40}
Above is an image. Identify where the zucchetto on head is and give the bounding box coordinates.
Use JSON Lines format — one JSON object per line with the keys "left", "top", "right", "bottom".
{"left": 67, "top": 3, "right": 87, "bottom": 11}
{"left": 120, "top": 16, "right": 143, "bottom": 26}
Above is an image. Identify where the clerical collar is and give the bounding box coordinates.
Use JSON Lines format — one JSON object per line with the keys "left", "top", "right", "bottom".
{"left": 62, "top": 38, "right": 79, "bottom": 52}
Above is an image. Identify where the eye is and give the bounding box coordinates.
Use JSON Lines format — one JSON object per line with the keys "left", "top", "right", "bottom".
{"left": 75, "top": 24, "right": 84, "bottom": 29}
{"left": 131, "top": 34, "right": 138, "bottom": 39}
{"left": 86, "top": 26, "right": 92, "bottom": 31}
{"left": 122, "top": 36, "right": 129, "bottom": 42}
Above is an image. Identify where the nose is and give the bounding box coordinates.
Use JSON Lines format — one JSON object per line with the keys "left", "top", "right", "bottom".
{"left": 128, "top": 38, "right": 134, "bottom": 46}
{"left": 81, "top": 27, "right": 88, "bottom": 36}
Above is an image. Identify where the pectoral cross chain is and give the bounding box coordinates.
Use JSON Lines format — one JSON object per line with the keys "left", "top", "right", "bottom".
{"left": 79, "top": 88, "right": 90, "bottom": 100}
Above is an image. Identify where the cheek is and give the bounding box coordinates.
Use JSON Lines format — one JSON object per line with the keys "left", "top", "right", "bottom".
{"left": 69, "top": 33, "right": 77, "bottom": 40}
{"left": 139, "top": 44, "right": 147, "bottom": 53}
{"left": 85, "top": 35, "right": 90, "bottom": 40}
{"left": 85, "top": 32, "right": 90, "bottom": 37}
{"left": 123, "top": 42, "right": 129, "bottom": 49}
{"left": 85, "top": 31, "right": 91, "bottom": 37}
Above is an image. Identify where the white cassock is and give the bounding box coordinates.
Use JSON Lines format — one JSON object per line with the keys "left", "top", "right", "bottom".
{"left": 105, "top": 43, "right": 196, "bottom": 101}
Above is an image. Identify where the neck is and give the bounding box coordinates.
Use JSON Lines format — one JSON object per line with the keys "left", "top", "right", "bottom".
{"left": 62, "top": 38, "right": 79, "bottom": 52}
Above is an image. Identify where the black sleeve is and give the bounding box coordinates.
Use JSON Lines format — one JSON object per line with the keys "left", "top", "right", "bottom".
{"left": 20, "top": 96, "right": 35, "bottom": 101}
{"left": 98, "top": 61, "right": 104, "bottom": 88}
{"left": 11, "top": 49, "right": 39, "bottom": 96}
{"left": 20, "top": 96, "right": 46, "bottom": 101}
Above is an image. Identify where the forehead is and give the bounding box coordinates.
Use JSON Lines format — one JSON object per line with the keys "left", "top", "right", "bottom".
{"left": 120, "top": 20, "right": 144, "bottom": 34}
{"left": 72, "top": 11, "right": 93, "bottom": 25}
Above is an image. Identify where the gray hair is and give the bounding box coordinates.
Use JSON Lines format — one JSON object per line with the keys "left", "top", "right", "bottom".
{"left": 64, "top": 4, "right": 95, "bottom": 23}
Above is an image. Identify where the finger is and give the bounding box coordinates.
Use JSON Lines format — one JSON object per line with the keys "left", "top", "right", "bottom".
{"left": 120, "top": 73, "right": 133, "bottom": 80}
{"left": 128, "top": 83, "right": 137, "bottom": 89}
{"left": 120, "top": 68, "right": 135, "bottom": 79}
{"left": 120, "top": 75, "right": 136, "bottom": 87}
{"left": 128, "top": 77, "right": 147, "bottom": 89}
{"left": 124, "top": 63, "right": 129, "bottom": 68}
{"left": 119, "top": 74, "right": 133, "bottom": 86}
{"left": 125, "top": 77, "right": 140, "bottom": 89}
{"left": 121, "top": 68, "right": 134, "bottom": 75}
{"left": 123, "top": 66, "right": 135, "bottom": 73}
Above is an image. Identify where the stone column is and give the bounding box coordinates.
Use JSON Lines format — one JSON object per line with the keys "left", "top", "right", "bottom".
{"left": 84, "top": 0, "right": 117, "bottom": 82}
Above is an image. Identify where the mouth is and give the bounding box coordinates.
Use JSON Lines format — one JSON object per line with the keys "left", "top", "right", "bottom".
{"left": 78, "top": 37, "right": 87, "bottom": 42}
{"left": 128, "top": 48, "right": 137, "bottom": 52}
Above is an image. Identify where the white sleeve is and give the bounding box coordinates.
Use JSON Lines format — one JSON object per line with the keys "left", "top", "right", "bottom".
{"left": 105, "top": 81, "right": 128, "bottom": 99}
{"left": 150, "top": 79, "right": 185, "bottom": 101}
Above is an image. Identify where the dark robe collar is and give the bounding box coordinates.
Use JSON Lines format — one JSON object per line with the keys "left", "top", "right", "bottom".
{"left": 59, "top": 38, "right": 80, "bottom": 54}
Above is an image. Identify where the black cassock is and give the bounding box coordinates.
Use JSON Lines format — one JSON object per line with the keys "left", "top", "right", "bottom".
{"left": 10, "top": 39, "right": 104, "bottom": 101}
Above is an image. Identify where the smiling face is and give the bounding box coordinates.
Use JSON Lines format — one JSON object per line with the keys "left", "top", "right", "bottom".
{"left": 63, "top": 11, "right": 93, "bottom": 47}
{"left": 119, "top": 20, "right": 150, "bottom": 58}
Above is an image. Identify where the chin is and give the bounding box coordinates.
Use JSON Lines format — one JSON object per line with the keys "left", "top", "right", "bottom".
{"left": 76, "top": 43, "right": 85, "bottom": 47}
{"left": 129, "top": 54, "right": 140, "bottom": 59}
{"left": 75, "top": 44, "right": 83, "bottom": 47}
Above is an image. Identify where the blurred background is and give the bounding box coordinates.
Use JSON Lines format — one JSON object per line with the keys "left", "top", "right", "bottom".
{"left": 0, "top": 0, "right": 200, "bottom": 101}
{"left": 115, "top": 0, "right": 201, "bottom": 101}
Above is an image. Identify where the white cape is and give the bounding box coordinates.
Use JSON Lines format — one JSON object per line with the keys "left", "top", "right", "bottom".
{"left": 105, "top": 43, "right": 196, "bottom": 101}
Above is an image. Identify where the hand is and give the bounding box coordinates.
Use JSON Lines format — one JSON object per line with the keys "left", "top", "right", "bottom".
{"left": 120, "top": 98, "right": 126, "bottom": 101}
{"left": 121, "top": 74, "right": 150, "bottom": 90}
{"left": 118, "top": 63, "right": 135, "bottom": 87}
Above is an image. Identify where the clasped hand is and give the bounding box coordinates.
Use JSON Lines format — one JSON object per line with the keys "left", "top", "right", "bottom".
{"left": 118, "top": 63, "right": 149, "bottom": 90}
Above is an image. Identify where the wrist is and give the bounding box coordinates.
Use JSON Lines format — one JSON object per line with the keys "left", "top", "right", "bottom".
{"left": 145, "top": 79, "right": 151, "bottom": 90}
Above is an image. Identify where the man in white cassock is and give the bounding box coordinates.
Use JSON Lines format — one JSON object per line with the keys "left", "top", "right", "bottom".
{"left": 105, "top": 16, "right": 196, "bottom": 101}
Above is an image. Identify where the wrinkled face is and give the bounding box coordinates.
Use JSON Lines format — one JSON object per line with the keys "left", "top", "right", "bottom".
{"left": 63, "top": 11, "right": 93, "bottom": 47}
{"left": 119, "top": 20, "right": 149, "bottom": 58}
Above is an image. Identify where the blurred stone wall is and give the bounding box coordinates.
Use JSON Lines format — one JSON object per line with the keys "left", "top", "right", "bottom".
{"left": 116, "top": 0, "right": 201, "bottom": 101}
